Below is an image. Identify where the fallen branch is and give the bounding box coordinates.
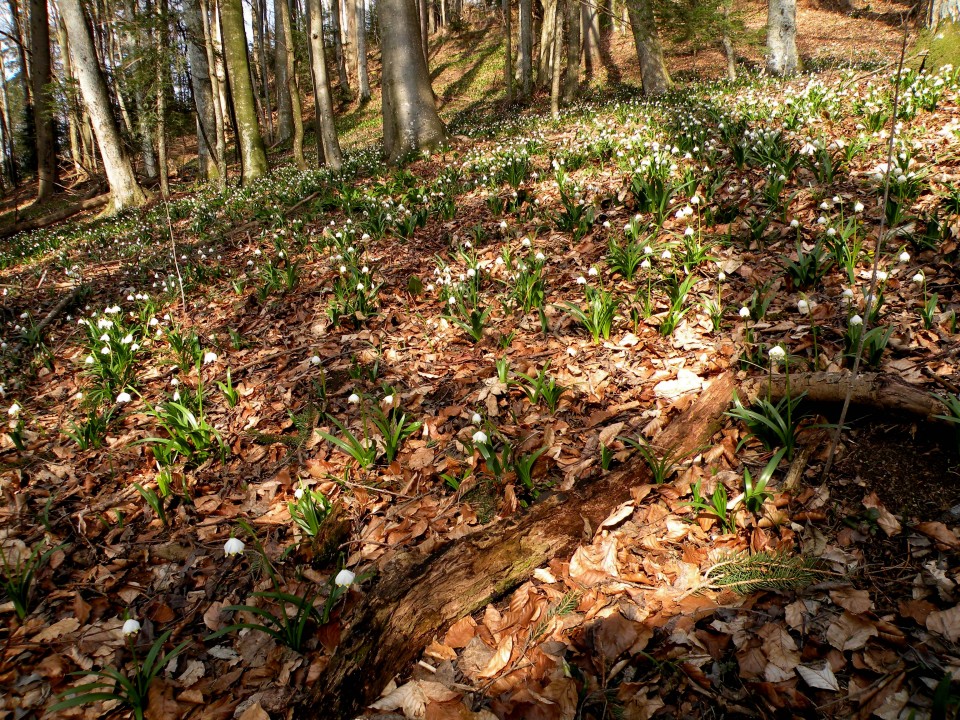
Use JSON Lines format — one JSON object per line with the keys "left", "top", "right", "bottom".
{"left": 10, "top": 284, "right": 85, "bottom": 356}
{"left": 304, "top": 372, "right": 735, "bottom": 719}
{"left": 742, "top": 371, "right": 948, "bottom": 421}
{"left": 0, "top": 194, "right": 110, "bottom": 239}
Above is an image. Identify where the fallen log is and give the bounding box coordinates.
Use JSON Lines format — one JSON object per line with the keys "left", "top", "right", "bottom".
{"left": 741, "top": 371, "right": 949, "bottom": 421}
{"left": 0, "top": 193, "right": 110, "bottom": 239}
{"left": 305, "top": 371, "right": 736, "bottom": 719}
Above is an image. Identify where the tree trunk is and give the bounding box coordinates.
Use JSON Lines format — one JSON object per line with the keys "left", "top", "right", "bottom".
{"left": 357, "top": 0, "right": 370, "bottom": 101}
{"left": 563, "top": 0, "right": 579, "bottom": 101}
{"left": 304, "top": 372, "right": 736, "bottom": 719}
{"left": 0, "top": 72, "right": 16, "bottom": 186}
{"left": 537, "top": 0, "right": 557, "bottom": 86}
{"left": 581, "top": 0, "right": 599, "bottom": 76}
{"left": 344, "top": 0, "right": 359, "bottom": 85}
{"left": 550, "top": 1, "right": 561, "bottom": 118}
{"left": 518, "top": 0, "right": 532, "bottom": 99}
{"left": 626, "top": 0, "right": 672, "bottom": 95}
{"left": 58, "top": 0, "right": 147, "bottom": 212}
{"left": 418, "top": 0, "right": 429, "bottom": 66}
{"left": 380, "top": 0, "right": 446, "bottom": 163}
{"left": 200, "top": 0, "right": 228, "bottom": 185}
{"left": 766, "top": 0, "right": 798, "bottom": 76}
{"left": 30, "top": 0, "right": 56, "bottom": 203}
{"left": 721, "top": 0, "right": 736, "bottom": 81}
{"left": 503, "top": 0, "right": 513, "bottom": 104}
{"left": 306, "top": 0, "right": 343, "bottom": 169}
{"left": 330, "top": 0, "right": 351, "bottom": 92}
{"left": 277, "top": 0, "right": 306, "bottom": 168}
{"left": 56, "top": 18, "right": 85, "bottom": 178}
{"left": 156, "top": 0, "right": 170, "bottom": 197}
{"left": 251, "top": 0, "right": 274, "bottom": 143}
{"left": 220, "top": 0, "right": 269, "bottom": 183}
{"left": 210, "top": 0, "right": 231, "bottom": 141}
{"left": 274, "top": 0, "right": 294, "bottom": 142}
{"left": 185, "top": 0, "right": 220, "bottom": 181}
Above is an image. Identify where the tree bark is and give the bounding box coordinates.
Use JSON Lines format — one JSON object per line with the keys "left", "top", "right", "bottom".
{"left": 274, "top": 0, "right": 294, "bottom": 142}
{"left": 721, "top": 0, "right": 737, "bottom": 82}
{"left": 550, "top": 0, "right": 561, "bottom": 117}
{"left": 563, "top": 0, "right": 579, "bottom": 102}
{"left": 356, "top": 0, "right": 370, "bottom": 101}
{"left": 30, "top": 0, "right": 57, "bottom": 203}
{"left": 220, "top": 0, "right": 269, "bottom": 183}
{"left": 537, "top": 0, "right": 557, "bottom": 87}
{"left": 184, "top": 0, "right": 220, "bottom": 181}
{"left": 344, "top": 0, "right": 359, "bottom": 85}
{"left": 56, "top": 18, "right": 85, "bottom": 179}
{"left": 58, "top": 0, "right": 147, "bottom": 212}
{"left": 380, "top": 0, "right": 446, "bottom": 163}
{"left": 581, "top": 0, "right": 599, "bottom": 77}
{"left": 156, "top": 0, "right": 170, "bottom": 198}
{"left": 418, "top": 0, "right": 429, "bottom": 66}
{"left": 304, "top": 372, "right": 736, "bottom": 719}
{"left": 330, "top": 0, "right": 351, "bottom": 92}
{"left": 306, "top": 0, "right": 343, "bottom": 169}
{"left": 276, "top": 0, "right": 306, "bottom": 168}
{"left": 199, "top": 0, "right": 228, "bottom": 185}
{"left": 518, "top": 0, "right": 532, "bottom": 99}
{"left": 766, "top": 0, "right": 798, "bottom": 76}
{"left": 503, "top": 0, "right": 513, "bottom": 105}
{"left": 626, "top": 0, "right": 672, "bottom": 95}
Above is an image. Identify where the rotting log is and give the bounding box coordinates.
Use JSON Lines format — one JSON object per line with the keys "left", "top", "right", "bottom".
{"left": 743, "top": 371, "right": 949, "bottom": 421}
{"left": 0, "top": 193, "right": 110, "bottom": 239}
{"left": 305, "top": 372, "right": 736, "bottom": 719}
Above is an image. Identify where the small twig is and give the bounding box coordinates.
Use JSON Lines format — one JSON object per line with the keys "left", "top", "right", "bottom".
{"left": 923, "top": 367, "right": 960, "bottom": 395}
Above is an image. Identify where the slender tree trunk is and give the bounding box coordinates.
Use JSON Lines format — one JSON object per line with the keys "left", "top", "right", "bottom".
{"left": 356, "top": 0, "right": 370, "bottom": 100}
{"left": 418, "top": 0, "right": 429, "bottom": 66}
{"left": 56, "top": 19, "right": 85, "bottom": 178}
{"left": 58, "top": 0, "right": 147, "bottom": 212}
{"left": 766, "top": 0, "right": 798, "bottom": 76}
{"left": 30, "top": 0, "right": 56, "bottom": 202}
{"left": 563, "top": 0, "right": 579, "bottom": 101}
{"left": 276, "top": 0, "right": 305, "bottom": 168}
{"left": 626, "top": 0, "right": 672, "bottom": 95}
{"left": 581, "top": 0, "right": 599, "bottom": 76}
{"left": 537, "top": 0, "right": 557, "bottom": 86}
{"left": 274, "top": 0, "right": 293, "bottom": 142}
{"left": 503, "top": 0, "right": 513, "bottom": 104}
{"left": 722, "top": 1, "right": 737, "bottom": 82}
{"left": 380, "top": 0, "right": 446, "bottom": 162}
{"left": 184, "top": 0, "right": 219, "bottom": 180}
{"left": 156, "top": 0, "right": 170, "bottom": 197}
{"left": 518, "top": 0, "right": 532, "bottom": 98}
{"left": 550, "top": 1, "right": 561, "bottom": 118}
{"left": 220, "top": 0, "right": 269, "bottom": 183}
{"left": 306, "top": 0, "right": 342, "bottom": 169}
{"left": 0, "top": 66, "right": 16, "bottom": 186}
{"left": 251, "top": 0, "right": 274, "bottom": 143}
{"left": 330, "top": 0, "right": 351, "bottom": 92}
{"left": 210, "top": 0, "right": 231, "bottom": 139}
{"left": 343, "top": 0, "right": 358, "bottom": 85}
{"left": 199, "top": 0, "right": 227, "bottom": 185}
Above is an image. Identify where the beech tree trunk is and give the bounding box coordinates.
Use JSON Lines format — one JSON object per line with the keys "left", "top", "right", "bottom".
{"left": 344, "top": 0, "right": 359, "bottom": 85}
{"left": 185, "top": 0, "right": 219, "bottom": 181}
{"left": 56, "top": 19, "right": 85, "bottom": 178}
{"left": 200, "top": 0, "right": 228, "bottom": 185}
{"left": 503, "top": 0, "right": 513, "bottom": 104}
{"left": 518, "top": 0, "right": 532, "bottom": 99}
{"left": 30, "top": 0, "right": 56, "bottom": 203}
{"left": 331, "top": 0, "right": 351, "bottom": 92}
{"left": 356, "top": 0, "right": 370, "bottom": 101}
{"left": 581, "top": 0, "right": 599, "bottom": 76}
{"left": 277, "top": 0, "right": 306, "bottom": 168}
{"left": 380, "top": 0, "right": 446, "bottom": 163}
{"left": 766, "top": 0, "right": 798, "bottom": 76}
{"left": 537, "top": 0, "right": 557, "bottom": 87}
{"left": 275, "top": 0, "right": 294, "bottom": 142}
{"left": 306, "top": 0, "right": 343, "bottom": 169}
{"left": 626, "top": 0, "right": 672, "bottom": 95}
{"left": 563, "top": 0, "right": 579, "bottom": 102}
{"left": 304, "top": 372, "right": 736, "bottom": 719}
{"left": 156, "top": 0, "right": 170, "bottom": 198}
{"left": 58, "top": 0, "right": 147, "bottom": 213}
{"left": 220, "top": 0, "right": 269, "bottom": 183}
{"left": 550, "top": 2, "right": 561, "bottom": 117}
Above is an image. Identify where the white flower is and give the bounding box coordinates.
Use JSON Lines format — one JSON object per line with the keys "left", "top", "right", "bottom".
{"left": 294, "top": 487, "right": 304, "bottom": 500}
{"left": 310, "top": 355, "right": 321, "bottom": 365}
{"left": 684, "top": 227, "right": 695, "bottom": 237}
{"left": 826, "top": 227, "right": 836, "bottom": 237}
{"left": 912, "top": 272, "right": 924, "bottom": 283}
{"left": 768, "top": 346, "right": 786, "bottom": 362}
{"left": 739, "top": 306, "right": 751, "bottom": 318}
{"left": 842, "top": 288, "right": 854, "bottom": 300}
{"left": 875, "top": 271, "right": 888, "bottom": 282}
{"left": 85, "top": 355, "right": 94, "bottom": 365}
{"left": 640, "top": 259, "right": 652, "bottom": 270}
{"left": 718, "top": 272, "right": 726, "bottom": 282}
{"left": 7, "top": 403, "right": 20, "bottom": 417}
{"left": 849, "top": 314, "right": 863, "bottom": 326}
{"left": 471, "top": 412, "right": 482, "bottom": 424}
{"left": 335, "top": 569, "right": 356, "bottom": 587}
{"left": 797, "top": 299, "right": 810, "bottom": 315}
{"left": 588, "top": 267, "right": 598, "bottom": 277}
{"left": 576, "top": 276, "right": 587, "bottom": 285}
{"left": 348, "top": 393, "right": 360, "bottom": 404}
{"left": 854, "top": 201, "right": 864, "bottom": 212}
{"left": 899, "top": 251, "right": 910, "bottom": 263}
{"left": 467, "top": 268, "right": 476, "bottom": 278}
{"left": 122, "top": 619, "right": 141, "bottom": 637}
{"left": 203, "top": 351, "right": 218, "bottom": 364}
{"left": 690, "top": 195, "right": 701, "bottom": 205}
{"left": 535, "top": 251, "right": 545, "bottom": 262}
{"left": 472, "top": 430, "right": 488, "bottom": 444}
{"left": 383, "top": 395, "right": 394, "bottom": 407}
{"left": 116, "top": 392, "right": 132, "bottom": 404}
{"left": 223, "top": 537, "right": 245, "bottom": 556}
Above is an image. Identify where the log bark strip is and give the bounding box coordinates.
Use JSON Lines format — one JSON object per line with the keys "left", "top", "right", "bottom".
{"left": 306, "top": 372, "right": 736, "bottom": 718}
{"left": 743, "top": 371, "right": 948, "bottom": 421}
{"left": 0, "top": 194, "right": 110, "bottom": 239}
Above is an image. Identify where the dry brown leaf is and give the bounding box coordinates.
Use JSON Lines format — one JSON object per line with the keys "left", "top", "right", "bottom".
{"left": 915, "top": 521, "right": 960, "bottom": 549}
{"left": 829, "top": 587, "right": 872, "bottom": 615}
{"left": 796, "top": 662, "right": 840, "bottom": 691}
{"left": 757, "top": 623, "right": 800, "bottom": 682}
{"left": 33, "top": 617, "right": 80, "bottom": 642}
{"left": 144, "top": 679, "right": 181, "bottom": 720}
{"left": 477, "top": 634, "right": 513, "bottom": 678}
{"left": 926, "top": 604, "right": 960, "bottom": 642}
{"left": 826, "top": 611, "right": 878, "bottom": 651}
{"left": 370, "top": 680, "right": 427, "bottom": 718}
{"left": 444, "top": 616, "right": 477, "bottom": 649}
{"left": 594, "top": 612, "right": 639, "bottom": 661}
{"left": 862, "top": 492, "right": 901, "bottom": 536}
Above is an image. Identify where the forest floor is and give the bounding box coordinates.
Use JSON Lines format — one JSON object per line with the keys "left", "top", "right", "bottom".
{"left": 2, "top": 3, "right": 960, "bottom": 720}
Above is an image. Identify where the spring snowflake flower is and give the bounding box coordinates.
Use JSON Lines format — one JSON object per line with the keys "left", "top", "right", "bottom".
{"left": 797, "top": 299, "right": 810, "bottom": 315}
{"left": 294, "top": 487, "right": 304, "bottom": 500}
{"left": 640, "top": 259, "right": 652, "bottom": 270}
{"left": 849, "top": 314, "right": 863, "bottom": 326}
{"left": 223, "top": 538, "right": 245, "bottom": 556}
{"left": 203, "top": 351, "right": 218, "bottom": 364}
{"left": 739, "top": 306, "right": 751, "bottom": 318}
{"left": 576, "top": 276, "right": 587, "bottom": 285}
{"left": 768, "top": 346, "right": 786, "bottom": 362}
{"left": 122, "top": 619, "right": 141, "bottom": 637}
{"left": 842, "top": 288, "right": 855, "bottom": 300}
{"left": 310, "top": 355, "right": 321, "bottom": 365}
{"left": 348, "top": 393, "right": 360, "bottom": 404}
{"left": 588, "top": 267, "right": 598, "bottom": 277}
{"left": 471, "top": 412, "right": 482, "bottom": 424}
{"left": 7, "top": 403, "right": 20, "bottom": 417}
{"left": 472, "top": 430, "right": 488, "bottom": 444}
{"left": 335, "top": 569, "right": 356, "bottom": 587}
{"left": 854, "top": 201, "right": 865, "bottom": 212}
{"left": 383, "top": 395, "right": 394, "bottom": 407}
{"left": 913, "top": 272, "right": 924, "bottom": 283}
{"left": 899, "top": 251, "right": 910, "bottom": 263}
{"left": 661, "top": 249, "right": 672, "bottom": 260}
{"left": 535, "top": 251, "right": 545, "bottom": 262}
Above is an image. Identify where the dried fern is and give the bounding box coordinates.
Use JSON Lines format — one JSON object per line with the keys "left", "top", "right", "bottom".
{"left": 701, "top": 550, "right": 822, "bottom": 595}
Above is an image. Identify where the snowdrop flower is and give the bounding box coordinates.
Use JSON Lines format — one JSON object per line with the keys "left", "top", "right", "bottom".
{"left": 739, "top": 306, "right": 751, "bottom": 318}
{"left": 335, "top": 569, "right": 356, "bottom": 587}
{"left": 849, "top": 314, "right": 863, "bottom": 326}
{"left": 116, "top": 392, "right": 132, "bottom": 404}
{"left": 203, "top": 351, "right": 218, "bottom": 364}
{"left": 471, "top": 412, "right": 482, "bottom": 424}
{"left": 899, "top": 251, "right": 910, "bottom": 263}
{"left": 122, "top": 619, "right": 141, "bottom": 637}
{"left": 797, "top": 299, "right": 810, "bottom": 315}
{"left": 7, "top": 403, "right": 20, "bottom": 417}
{"left": 472, "top": 430, "right": 488, "bottom": 444}
{"left": 768, "top": 346, "right": 786, "bottom": 362}
{"left": 348, "top": 393, "right": 360, "bottom": 404}
{"left": 223, "top": 538, "right": 245, "bottom": 556}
